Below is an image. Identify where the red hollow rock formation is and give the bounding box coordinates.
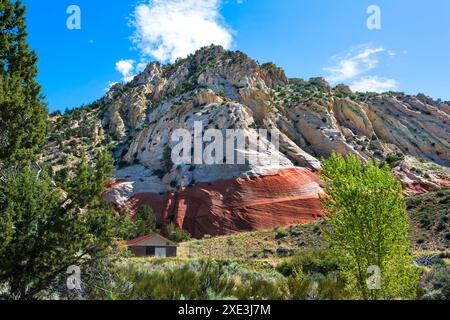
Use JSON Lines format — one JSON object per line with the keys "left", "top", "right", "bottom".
{"left": 123, "top": 168, "right": 325, "bottom": 238}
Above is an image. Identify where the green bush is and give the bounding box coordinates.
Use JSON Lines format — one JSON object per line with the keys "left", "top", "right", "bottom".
{"left": 277, "top": 249, "right": 351, "bottom": 300}
{"left": 164, "top": 223, "right": 191, "bottom": 242}
{"left": 419, "top": 263, "right": 450, "bottom": 300}
{"left": 87, "top": 260, "right": 288, "bottom": 300}
{"left": 276, "top": 249, "right": 341, "bottom": 277}
{"left": 275, "top": 228, "right": 288, "bottom": 240}
{"left": 134, "top": 205, "right": 158, "bottom": 236}
{"left": 286, "top": 268, "right": 310, "bottom": 300}
{"left": 385, "top": 152, "right": 405, "bottom": 168}
{"left": 234, "top": 274, "right": 287, "bottom": 300}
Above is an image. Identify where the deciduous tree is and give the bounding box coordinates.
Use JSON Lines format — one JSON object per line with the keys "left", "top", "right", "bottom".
{"left": 320, "top": 153, "right": 419, "bottom": 300}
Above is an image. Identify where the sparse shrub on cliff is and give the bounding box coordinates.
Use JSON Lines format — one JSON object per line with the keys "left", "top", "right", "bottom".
{"left": 217, "top": 89, "right": 226, "bottom": 99}
{"left": 163, "top": 145, "right": 174, "bottom": 173}
{"left": 385, "top": 152, "right": 405, "bottom": 168}
{"left": 170, "top": 180, "right": 178, "bottom": 188}
{"left": 407, "top": 189, "right": 450, "bottom": 250}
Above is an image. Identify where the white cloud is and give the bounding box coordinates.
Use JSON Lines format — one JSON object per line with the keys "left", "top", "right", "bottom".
{"left": 350, "top": 76, "right": 398, "bottom": 93}
{"left": 123, "top": 75, "right": 136, "bottom": 83}
{"left": 115, "top": 59, "right": 135, "bottom": 77}
{"left": 323, "top": 44, "right": 399, "bottom": 93}
{"left": 115, "top": 59, "right": 136, "bottom": 83}
{"left": 324, "top": 45, "right": 385, "bottom": 83}
{"left": 131, "top": 0, "right": 233, "bottom": 63}
{"left": 387, "top": 50, "right": 397, "bottom": 57}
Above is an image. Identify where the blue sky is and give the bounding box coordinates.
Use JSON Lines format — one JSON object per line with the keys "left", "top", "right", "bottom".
{"left": 23, "top": 0, "right": 450, "bottom": 111}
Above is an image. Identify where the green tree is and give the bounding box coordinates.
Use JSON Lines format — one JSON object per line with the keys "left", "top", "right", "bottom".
{"left": 0, "top": 151, "right": 119, "bottom": 300}
{"left": 113, "top": 207, "right": 138, "bottom": 241}
{"left": 0, "top": 0, "right": 48, "bottom": 164}
{"left": 66, "top": 151, "right": 114, "bottom": 208}
{"left": 320, "top": 153, "right": 419, "bottom": 300}
{"left": 110, "top": 205, "right": 158, "bottom": 241}
{"left": 164, "top": 223, "right": 191, "bottom": 243}
{"left": 134, "top": 205, "right": 157, "bottom": 237}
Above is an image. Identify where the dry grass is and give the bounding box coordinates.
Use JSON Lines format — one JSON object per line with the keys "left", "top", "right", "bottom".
{"left": 178, "top": 222, "right": 327, "bottom": 265}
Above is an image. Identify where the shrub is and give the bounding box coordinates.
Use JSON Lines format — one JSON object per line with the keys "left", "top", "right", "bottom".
{"left": 233, "top": 273, "right": 287, "bottom": 300}
{"left": 276, "top": 249, "right": 341, "bottom": 277}
{"left": 385, "top": 152, "right": 405, "bottom": 168}
{"left": 164, "top": 223, "right": 191, "bottom": 243}
{"left": 279, "top": 250, "right": 350, "bottom": 300}
{"left": 419, "top": 264, "right": 450, "bottom": 300}
{"left": 311, "top": 272, "right": 350, "bottom": 300}
{"left": 275, "top": 228, "right": 288, "bottom": 240}
{"left": 134, "top": 205, "right": 157, "bottom": 236}
{"left": 89, "top": 260, "right": 288, "bottom": 300}
{"left": 170, "top": 180, "right": 178, "bottom": 188}
{"left": 286, "top": 268, "right": 310, "bottom": 300}
{"left": 163, "top": 146, "right": 174, "bottom": 173}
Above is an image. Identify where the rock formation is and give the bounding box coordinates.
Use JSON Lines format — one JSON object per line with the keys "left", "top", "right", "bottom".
{"left": 45, "top": 45, "right": 450, "bottom": 237}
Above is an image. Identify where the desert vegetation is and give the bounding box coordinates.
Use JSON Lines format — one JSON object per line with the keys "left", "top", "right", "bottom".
{"left": 1, "top": 0, "right": 449, "bottom": 301}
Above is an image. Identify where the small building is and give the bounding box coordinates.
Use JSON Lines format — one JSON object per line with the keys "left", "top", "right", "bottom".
{"left": 127, "top": 233, "right": 178, "bottom": 258}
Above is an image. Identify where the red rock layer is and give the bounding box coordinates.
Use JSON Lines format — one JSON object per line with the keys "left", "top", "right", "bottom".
{"left": 404, "top": 177, "right": 450, "bottom": 196}
{"left": 404, "top": 183, "right": 433, "bottom": 196}
{"left": 125, "top": 168, "right": 325, "bottom": 238}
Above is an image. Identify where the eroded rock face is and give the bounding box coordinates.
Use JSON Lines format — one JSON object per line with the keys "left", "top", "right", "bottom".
{"left": 363, "top": 95, "right": 450, "bottom": 166}
{"left": 105, "top": 168, "right": 324, "bottom": 238}
{"left": 101, "top": 85, "right": 153, "bottom": 138}
{"left": 50, "top": 45, "right": 450, "bottom": 237}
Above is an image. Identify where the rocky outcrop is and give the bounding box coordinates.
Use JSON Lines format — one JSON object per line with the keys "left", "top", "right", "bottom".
{"left": 105, "top": 168, "right": 324, "bottom": 237}
{"left": 101, "top": 85, "right": 153, "bottom": 138}
{"left": 363, "top": 95, "right": 450, "bottom": 166}
{"left": 49, "top": 45, "right": 450, "bottom": 238}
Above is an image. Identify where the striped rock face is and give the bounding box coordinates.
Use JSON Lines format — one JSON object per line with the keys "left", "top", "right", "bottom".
{"left": 105, "top": 168, "right": 324, "bottom": 238}
{"left": 105, "top": 168, "right": 325, "bottom": 238}
{"left": 51, "top": 45, "right": 449, "bottom": 238}
{"left": 101, "top": 46, "right": 327, "bottom": 237}
{"left": 102, "top": 90, "right": 326, "bottom": 237}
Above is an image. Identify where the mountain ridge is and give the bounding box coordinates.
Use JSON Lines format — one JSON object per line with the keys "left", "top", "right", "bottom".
{"left": 44, "top": 45, "right": 450, "bottom": 237}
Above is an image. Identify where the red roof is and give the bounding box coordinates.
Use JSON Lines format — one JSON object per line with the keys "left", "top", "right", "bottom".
{"left": 126, "top": 233, "right": 178, "bottom": 246}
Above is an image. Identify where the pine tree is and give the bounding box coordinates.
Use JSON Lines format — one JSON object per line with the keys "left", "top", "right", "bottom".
{"left": 0, "top": 151, "right": 119, "bottom": 299}
{"left": 0, "top": 2, "right": 125, "bottom": 300}
{"left": 0, "top": 0, "right": 48, "bottom": 164}
{"left": 134, "top": 205, "right": 157, "bottom": 237}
